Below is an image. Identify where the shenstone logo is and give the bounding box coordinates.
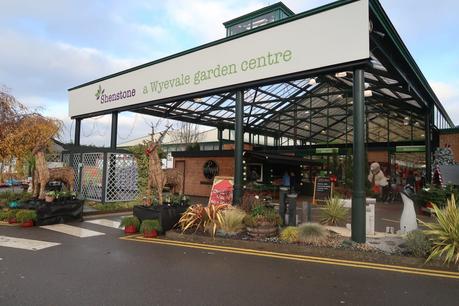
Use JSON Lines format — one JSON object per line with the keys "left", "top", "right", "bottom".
{"left": 95, "top": 84, "right": 136, "bottom": 104}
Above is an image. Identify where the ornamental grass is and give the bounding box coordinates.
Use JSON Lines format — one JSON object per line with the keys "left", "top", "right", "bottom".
{"left": 420, "top": 195, "right": 459, "bottom": 266}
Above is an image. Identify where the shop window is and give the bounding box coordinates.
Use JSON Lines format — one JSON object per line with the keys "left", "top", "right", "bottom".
{"left": 247, "top": 163, "right": 263, "bottom": 182}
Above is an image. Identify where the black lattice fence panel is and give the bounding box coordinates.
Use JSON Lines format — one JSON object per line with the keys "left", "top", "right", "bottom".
{"left": 45, "top": 153, "right": 62, "bottom": 163}
{"left": 62, "top": 153, "right": 82, "bottom": 193}
{"left": 81, "top": 153, "right": 104, "bottom": 201}
{"left": 105, "top": 153, "right": 139, "bottom": 202}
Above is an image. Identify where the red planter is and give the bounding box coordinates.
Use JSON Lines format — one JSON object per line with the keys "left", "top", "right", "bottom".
{"left": 21, "top": 220, "right": 34, "bottom": 228}
{"left": 8, "top": 218, "right": 17, "bottom": 224}
{"left": 124, "top": 224, "right": 138, "bottom": 234}
{"left": 143, "top": 229, "right": 158, "bottom": 238}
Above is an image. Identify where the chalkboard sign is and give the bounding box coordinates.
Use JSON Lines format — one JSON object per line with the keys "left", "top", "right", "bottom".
{"left": 313, "top": 177, "right": 332, "bottom": 204}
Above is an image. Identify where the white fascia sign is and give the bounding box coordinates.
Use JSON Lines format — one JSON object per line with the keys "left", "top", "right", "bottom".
{"left": 69, "top": 0, "right": 369, "bottom": 117}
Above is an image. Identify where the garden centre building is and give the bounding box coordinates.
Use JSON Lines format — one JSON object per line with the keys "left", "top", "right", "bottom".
{"left": 68, "top": 0, "right": 454, "bottom": 242}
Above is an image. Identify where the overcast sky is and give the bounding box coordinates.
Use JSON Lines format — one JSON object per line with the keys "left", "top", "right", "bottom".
{"left": 1, "top": 0, "right": 458, "bottom": 146}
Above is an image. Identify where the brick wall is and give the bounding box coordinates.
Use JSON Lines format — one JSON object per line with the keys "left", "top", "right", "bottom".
{"left": 174, "top": 156, "right": 234, "bottom": 197}
{"left": 439, "top": 132, "right": 459, "bottom": 163}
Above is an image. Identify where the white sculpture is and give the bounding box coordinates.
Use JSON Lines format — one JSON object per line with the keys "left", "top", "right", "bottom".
{"left": 400, "top": 192, "right": 418, "bottom": 233}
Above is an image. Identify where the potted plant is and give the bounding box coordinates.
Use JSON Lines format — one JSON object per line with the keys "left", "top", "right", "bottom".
{"left": 0, "top": 210, "right": 9, "bottom": 222}
{"left": 142, "top": 196, "right": 151, "bottom": 206}
{"left": 140, "top": 219, "right": 162, "bottom": 238}
{"left": 45, "top": 191, "right": 56, "bottom": 203}
{"left": 7, "top": 209, "right": 18, "bottom": 224}
{"left": 16, "top": 209, "right": 37, "bottom": 227}
{"left": 119, "top": 216, "right": 140, "bottom": 234}
{"left": 243, "top": 205, "right": 281, "bottom": 238}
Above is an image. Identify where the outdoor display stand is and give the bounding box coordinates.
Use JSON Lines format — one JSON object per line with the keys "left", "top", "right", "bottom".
{"left": 312, "top": 177, "right": 333, "bottom": 204}
{"left": 133, "top": 204, "right": 189, "bottom": 233}
{"left": 18, "top": 199, "right": 84, "bottom": 226}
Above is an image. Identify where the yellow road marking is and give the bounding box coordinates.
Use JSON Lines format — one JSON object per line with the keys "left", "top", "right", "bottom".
{"left": 120, "top": 235, "right": 459, "bottom": 279}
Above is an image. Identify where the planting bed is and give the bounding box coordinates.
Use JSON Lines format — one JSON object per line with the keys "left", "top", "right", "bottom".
{"left": 166, "top": 230, "right": 456, "bottom": 272}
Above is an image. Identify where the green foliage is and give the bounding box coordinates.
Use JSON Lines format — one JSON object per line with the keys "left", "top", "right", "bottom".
{"left": 56, "top": 191, "right": 76, "bottom": 200}
{"left": 15, "top": 209, "right": 37, "bottom": 223}
{"left": 140, "top": 219, "right": 161, "bottom": 233}
{"left": 170, "top": 194, "right": 189, "bottom": 206}
{"left": 7, "top": 209, "right": 18, "bottom": 219}
{"left": 280, "top": 226, "right": 299, "bottom": 243}
{"left": 405, "top": 230, "right": 432, "bottom": 258}
{"left": 320, "top": 196, "right": 349, "bottom": 226}
{"left": 0, "top": 210, "right": 9, "bottom": 221}
{"left": 417, "top": 185, "right": 459, "bottom": 209}
{"left": 0, "top": 191, "right": 32, "bottom": 203}
{"left": 88, "top": 200, "right": 138, "bottom": 211}
{"left": 119, "top": 216, "right": 141, "bottom": 229}
{"left": 219, "top": 207, "right": 246, "bottom": 235}
{"left": 128, "top": 142, "right": 166, "bottom": 194}
{"left": 244, "top": 204, "right": 281, "bottom": 227}
{"left": 46, "top": 190, "right": 57, "bottom": 197}
{"left": 297, "top": 223, "right": 327, "bottom": 244}
{"left": 420, "top": 195, "right": 459, "bottom": 266}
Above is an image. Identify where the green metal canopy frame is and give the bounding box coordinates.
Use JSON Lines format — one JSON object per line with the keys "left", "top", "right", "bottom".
{"left": 70, "top": 0, "right": 453, "bottom": 243}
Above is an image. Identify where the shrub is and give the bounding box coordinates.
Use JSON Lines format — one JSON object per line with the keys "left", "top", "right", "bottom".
{"left": 177, "top": 204, "right": 206, "bottom": 232}
{"left": 320, "top": 196, "right": 348, "bottom": 226}
{"left": 119, "top": 216, "right": 141, "bottom": 230}
{"left": 203, "top": 204, "right": 230, "bottom": 237}
{"left": 244, "top": 205, "right": 281, "bottom": 228}
{"left": 7, "top": 209, "right": 18, "bottom": 220}
{"left": 0, "top": 210, "right": 9, "bottom": 221}
{"left": 416, "top": 185, "right": 459, "bottom": 209}
{"left": 280, "top": 226, "right": 299, "bottom": 243}
{"left": 420, "top": 195, "right": 459, "bottom": 265}
{"left": 15, "top": 209, "right": 37, "bottom": 223}
{"left": 140, "top": 219, "right": 162, "bottom": 233}
{"left": 405, "top": 230, "right": 432, "bottom": 258}
{"left": 219, "top": 207, "right": 246, "bottom": 236}
{"left": 0, "top": 191, "right": 32, "bottom": 203}
{"left": 177, "top": 204, "right": 230, "bottom": 237}
{"left": 297, "top": 223, "right": 327, "bottom": 244}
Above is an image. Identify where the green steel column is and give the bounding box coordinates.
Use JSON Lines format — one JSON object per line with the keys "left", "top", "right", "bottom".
{"left": 110, "top": 111, "right": 118, "bottom": 149}
{"left": 425, "top": 111, "right": 432, "bottom": 183}
{"left": 74, "top": 118, "right": 81, "bottom": 146}
{"left": 233, "top": 90, "right": 244, "bottom": 205}
{"left": 218, "top": 127, "right": 223, "bottom": 151}
{"left": 352, "top": 68, "right": 366, "bottom": 243}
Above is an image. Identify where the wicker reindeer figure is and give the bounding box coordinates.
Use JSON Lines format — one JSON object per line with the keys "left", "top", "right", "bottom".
{"left": 32, "top": 145, "right": 75, "bottom": 200}
{"left": 146, "top": 126, "right": 183, "bottom": 205}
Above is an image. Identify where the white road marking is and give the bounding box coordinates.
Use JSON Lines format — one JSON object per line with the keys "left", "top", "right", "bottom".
{"left": 40, "top": 224, "right": 105, "bottom": 238}
{"left": 85, "top": 219, "right": 122, "bottom": 229}
{"left": 0, "top": 236, "right": 60, "bottom": 251}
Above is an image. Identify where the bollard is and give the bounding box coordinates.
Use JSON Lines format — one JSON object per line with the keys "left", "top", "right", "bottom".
{"left": 287, "top": 193, "right": 298, "bottom": 226}
{"left": 306, "top": 202, "right": 312, "bottom": 222}
{"left": 279, "top": 187, "right": 289, "bottom": 225}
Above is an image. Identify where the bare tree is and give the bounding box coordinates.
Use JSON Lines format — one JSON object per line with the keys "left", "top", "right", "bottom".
{"left": 170, "top": 122, "right": 202, "bottom": 145}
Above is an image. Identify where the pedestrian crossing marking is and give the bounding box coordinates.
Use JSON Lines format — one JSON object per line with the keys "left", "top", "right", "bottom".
{"left": 40, "top": 224, "right": 105, "bottom": 238}
{"left": 85, "top": 219, "right": 122, "bottom": 229}
{"left": 0, "top": 235, "right": 60, "bottom": 251}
